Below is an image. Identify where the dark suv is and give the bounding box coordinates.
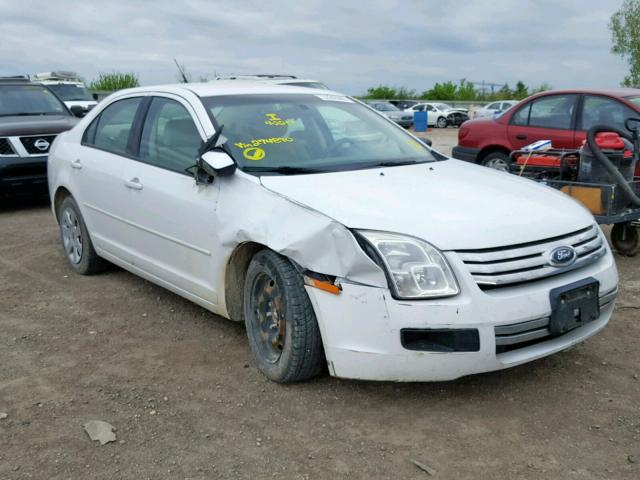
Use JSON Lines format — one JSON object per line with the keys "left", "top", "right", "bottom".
{"left": 0, "top": 77, "right": 79, "bottom": 196}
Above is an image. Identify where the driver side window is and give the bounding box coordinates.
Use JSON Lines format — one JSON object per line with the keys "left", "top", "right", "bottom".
{"left": 139, "top": 97, "right": 203, "bottom": 174}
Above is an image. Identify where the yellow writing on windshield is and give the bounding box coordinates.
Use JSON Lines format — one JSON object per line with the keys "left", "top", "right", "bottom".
{"left": 264, "top": 113, "right": 295, "bottom": 126}
{"left": 234, "top": 137, "right": 294, "bottom": 149}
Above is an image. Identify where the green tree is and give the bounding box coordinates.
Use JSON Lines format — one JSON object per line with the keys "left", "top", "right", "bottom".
{"left": 513, "top": 81, "right": 529, "bottom": 100}
{"left": 456, "top": 79, "right": 477, "bottom": 100}
{"left": 421, "top": 81, "right": 458, "bottom": 100}
{"left": 364, "top": 85, "right": 399, "bottom": 99}
{"left": 89, "top": 72, "right": 140, "bottom": 91}
{"left": 610, "top": 0, "right": 640, "bottom": 87}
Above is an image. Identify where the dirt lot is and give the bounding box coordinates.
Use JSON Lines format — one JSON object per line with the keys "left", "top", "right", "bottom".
{"left": 1, "top": 128, "right": 639, "bottom": 479}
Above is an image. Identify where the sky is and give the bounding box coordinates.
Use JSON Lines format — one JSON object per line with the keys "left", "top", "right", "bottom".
{"left": 0, "top": 0, "right": 630, "bottom": 95}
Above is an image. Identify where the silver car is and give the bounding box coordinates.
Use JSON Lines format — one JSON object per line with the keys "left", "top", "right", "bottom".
{"left": 366, "top": 101, "right": 414, "bottom": 128}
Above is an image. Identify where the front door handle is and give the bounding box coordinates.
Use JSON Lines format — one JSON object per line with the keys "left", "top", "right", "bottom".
{"left": 516, "top": 134, "right": 527, "bottom": 140}
{"left": 71, "top": 159, "right": 82, "bottom": 169}
{"left": 124, "top": 177, "right": 143, "bottom": 190}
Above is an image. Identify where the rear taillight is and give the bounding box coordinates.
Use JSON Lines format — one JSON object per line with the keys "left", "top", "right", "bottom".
{"left": 459, "top": 126, "right": 469, "bottom": 140}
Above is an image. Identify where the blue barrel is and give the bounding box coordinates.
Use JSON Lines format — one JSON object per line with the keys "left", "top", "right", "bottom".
{"left": 414, "top": 111, "right": 428, "bottom": 132}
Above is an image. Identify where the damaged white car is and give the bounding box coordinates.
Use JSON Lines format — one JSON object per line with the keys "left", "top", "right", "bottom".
{"left": 48, "top": 82, "right": 618, "bottom": 382}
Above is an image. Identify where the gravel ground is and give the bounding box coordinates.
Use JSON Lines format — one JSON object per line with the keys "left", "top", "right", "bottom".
{"left": 1, "top": 128, "right": 639, "bottom": 479}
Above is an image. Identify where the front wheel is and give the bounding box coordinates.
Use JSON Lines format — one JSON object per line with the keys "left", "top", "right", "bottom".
{"left": 436, "top": 116, "right": 448, "bottom": 128}
{"left": 611, "top": 222, "right": 640, "bottom": 256}
{"left": 243, "top": 250, "right": 325, "bottom": 382}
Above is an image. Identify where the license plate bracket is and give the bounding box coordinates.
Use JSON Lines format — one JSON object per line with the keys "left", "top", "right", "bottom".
{"left": 549, "top": 278, "right": 600, "bottom": 336}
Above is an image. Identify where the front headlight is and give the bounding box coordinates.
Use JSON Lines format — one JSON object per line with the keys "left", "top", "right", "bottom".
{"left": 356, "top": 230, "right": 459, "bottom": 299}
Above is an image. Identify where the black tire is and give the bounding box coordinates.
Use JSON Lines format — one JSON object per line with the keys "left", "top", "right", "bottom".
{"left": 611, "top": 222, "right": 640, "bottom": 256}
{"left": 57, "top": 196, "right": 108, "bottom": 275}
{"left": 481, "top": 151, "right": 511, "bottom": 171}
{"left": 243, "top": 250, "right": 325, "bottom": 383}
{"left": 436, "top": 116, "right": 448, "bottom": 128}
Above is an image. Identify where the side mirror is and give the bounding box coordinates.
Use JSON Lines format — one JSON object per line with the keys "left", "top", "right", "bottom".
{"left": 69, "top": 105, "right": 86, "bottom": 117}
{"left": 197, "top": 151, "right": 236, "bottom": 183}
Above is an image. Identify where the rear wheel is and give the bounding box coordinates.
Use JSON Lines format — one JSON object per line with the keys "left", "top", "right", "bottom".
{"left": 611, "top": 222, "right": 640, "bottom": 256}
{"left": 481, "top": 151, "right": 511, "bottom": 172}
{"left": 243, "top": 250, "right": 325, "bottom": 383}
{"left": 58, "top": 196, "right": 108, "bottom": 274}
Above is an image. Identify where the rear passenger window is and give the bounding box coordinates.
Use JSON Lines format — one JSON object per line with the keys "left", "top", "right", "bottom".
{"left": 84, "top": 97, "right": 142, "bottom": 155}
{"left": 139, "top": 97, "right": 202, "bottom": 174}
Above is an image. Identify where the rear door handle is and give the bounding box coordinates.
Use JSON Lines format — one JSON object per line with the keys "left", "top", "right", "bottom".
{"left": 71, "top": 159, "right": 82, "bottom": 169}
{"left": 516, "top": 134, "right": 527, "bottom": 140}
{"left": 124, "top": 177, "right": 143, "bottom": 190}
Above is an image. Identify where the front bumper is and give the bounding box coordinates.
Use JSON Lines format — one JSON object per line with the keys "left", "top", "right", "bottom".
{"left": 451, "top": 145, "right": 480, "bottom": 163}
{"left": 392, "top": 118, "right": 414, "bottom": 128}
{"left": 306, "top": 248, "right": 618, "bottom": 382}
{"left": 0, "top": 155, "right": 48, "bottom": 196}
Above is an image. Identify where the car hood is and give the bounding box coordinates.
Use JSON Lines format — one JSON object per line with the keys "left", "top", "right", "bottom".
{"left": 444, "top": 108, "right": 468, "bottom": 115}
{"left": 259, "top": 160, "right": 593, "bottom": 250}
{"left": 0, "top": 115, "right": 78, "bottom": 136}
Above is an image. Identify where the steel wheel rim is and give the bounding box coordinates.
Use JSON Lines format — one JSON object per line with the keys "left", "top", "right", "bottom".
{"left": 249, "top": 272, "right": 285, "bottom": 363}
{"left": 437, "top": 117, "right": 447, "bottom": 128}
{"left": 61, "top": 207, "right": 83, "bottom": 264}
{"left": 486, "top": 157, "right": 509, "bottom": 171}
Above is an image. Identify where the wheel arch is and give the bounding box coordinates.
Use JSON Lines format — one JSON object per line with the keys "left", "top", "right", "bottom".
{"left": 53, "top": 186, "right": 73, "bottom": 220}
{"left": 477, "top": 145, "right": 511, "bottom": 164}
{"left": 224, "top": 241, "right": 268, "bottom": 322}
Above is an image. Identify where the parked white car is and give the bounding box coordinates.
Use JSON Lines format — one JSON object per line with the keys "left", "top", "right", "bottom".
{"left": 33, "top": 72, "right": 97, "bottom": 114}
{"left": 48, "top": 82, "right": 618, "bottom": 383}
{"left": 473, "top": 100, "right": 518, "bottom": 119}
{"left": 405, "top": 102, "right": 469, "bottom": 128}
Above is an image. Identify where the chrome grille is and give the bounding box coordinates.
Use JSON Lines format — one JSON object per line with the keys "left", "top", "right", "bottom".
{"left": 0, "top": 137, "right": 15, "bottom": 156}
{"left": 455, "top": 225, "right": 606, "bottom": 287}
{"left": 20, "top": 135, "right": 56, "bottom": 154}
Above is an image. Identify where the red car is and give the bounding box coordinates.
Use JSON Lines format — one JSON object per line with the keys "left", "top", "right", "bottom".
{"left": 452, "top": 88, "right": 640, "bottom": 172}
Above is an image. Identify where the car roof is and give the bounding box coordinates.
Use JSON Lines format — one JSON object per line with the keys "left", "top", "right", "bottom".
{"left": 532, "top": 88, "right": 640, "bottom": 98}
{"left": 113, "top": 81, "right": 344, "bottom": 98}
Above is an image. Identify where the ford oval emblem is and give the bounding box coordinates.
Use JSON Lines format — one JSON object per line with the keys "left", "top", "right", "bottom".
{"left": 34, "top": 138, "right": 50, "bottom": 151}
{"left": 548, "top": 246, "right": 577, "bottom": 267}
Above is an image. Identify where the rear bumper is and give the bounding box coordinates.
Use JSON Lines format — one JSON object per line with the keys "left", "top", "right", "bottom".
{"left": 451, "top": 145, "right": 480, "bottom": 163}
{"left": 0, "top": 155, "right": 48, "bottom": 196}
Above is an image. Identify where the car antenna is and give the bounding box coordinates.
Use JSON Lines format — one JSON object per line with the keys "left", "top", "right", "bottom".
{"left": 174, "top": 58, "right": 189, "bottom": 83}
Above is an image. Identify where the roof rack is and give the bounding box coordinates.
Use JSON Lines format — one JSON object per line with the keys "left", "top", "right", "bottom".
{"left": 0, "top": 75, "right": 31, "bottom": 83}
{"left": 216, "top": 74, "right": 298, "bottom": 80}
{"left": 33, "top": 71, "right": 82, "bottom": 82}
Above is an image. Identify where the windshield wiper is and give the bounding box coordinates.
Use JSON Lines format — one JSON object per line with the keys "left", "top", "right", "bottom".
{"left": 242, "top": 166, "right": 326, "bottom": 175}
{"left": 369, "top": 160, "right": 428, "bottom": 167}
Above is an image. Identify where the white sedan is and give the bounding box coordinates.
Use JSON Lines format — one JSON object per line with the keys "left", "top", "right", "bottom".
{"left": 48, "top": 82, "right": 618, "bottom": 382}
{"left": 404, "top": 102, "right": 469, "bottom": 128}
{"left": 473, "top": 100, "right": 518, "bottom": 119}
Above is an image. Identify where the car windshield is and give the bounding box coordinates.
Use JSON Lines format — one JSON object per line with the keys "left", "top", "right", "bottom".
{"left": 0, "top": 84, "right": 68, "bottom": 116}
{"left": 202, "top": 94, "right": 435, "bottom": 174}
{"left": 625, "top": 95, "right": 640, "bottom": 108}
{"left": 435, "top": 103, "right": 452, "bottom": 110}
{"left": 47, "top": 83, "right": 93, "bottom": 101}
{"left": 372, "top": 103, "right": 399, "bottom": 112}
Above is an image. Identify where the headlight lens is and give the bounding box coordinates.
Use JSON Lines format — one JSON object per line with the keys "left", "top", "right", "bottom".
{"left": 357, "top": 230, "right": 459, "bottom": 299}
